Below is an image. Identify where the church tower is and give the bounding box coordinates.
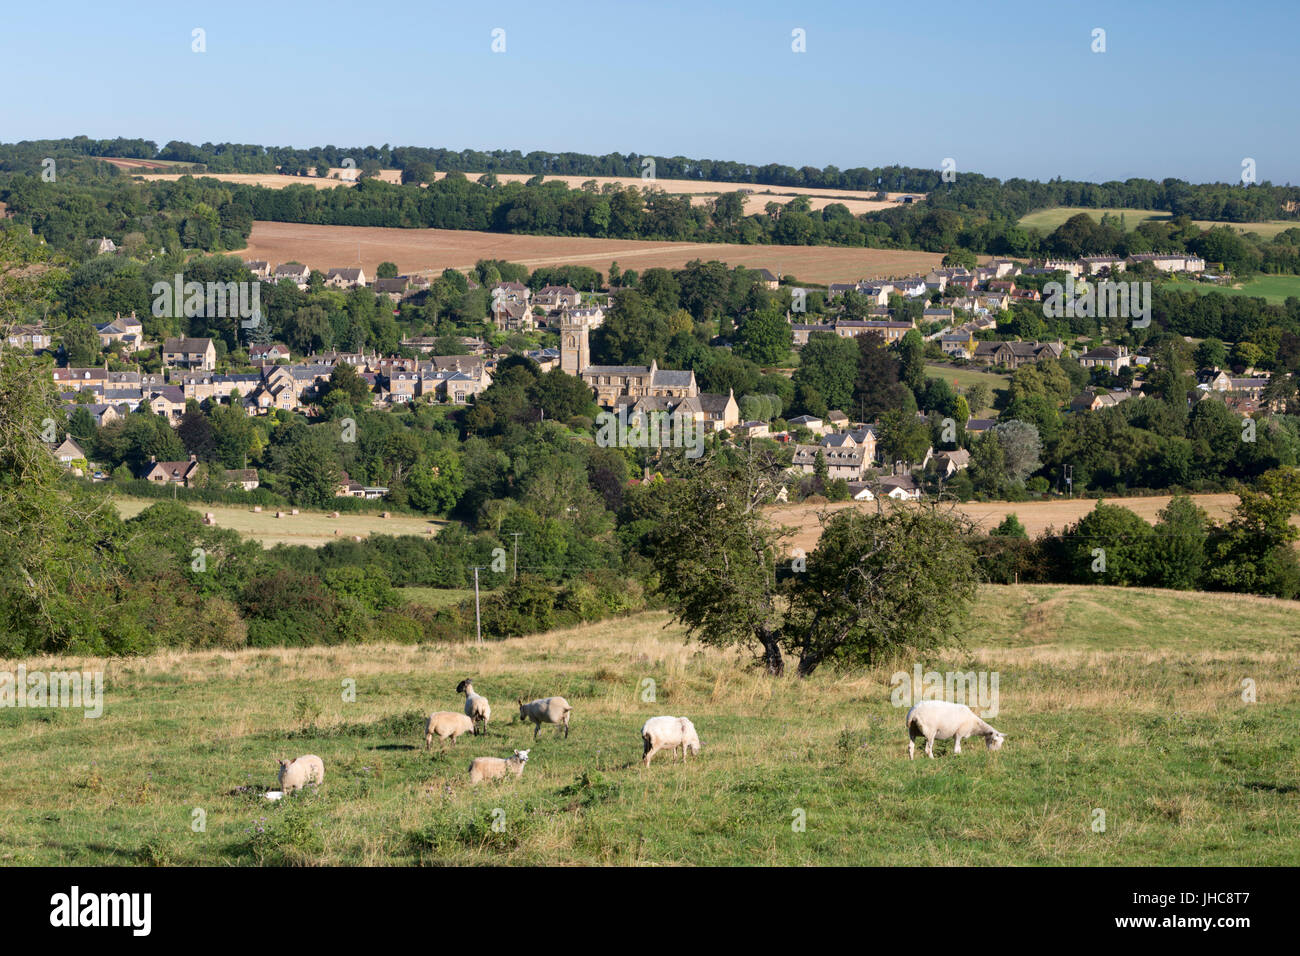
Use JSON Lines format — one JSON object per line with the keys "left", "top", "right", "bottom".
{"left": 559, "top": 309, "right": 589, "bottom": 377}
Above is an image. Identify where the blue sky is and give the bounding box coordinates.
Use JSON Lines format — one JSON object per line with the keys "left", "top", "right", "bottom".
{"left": 2, "top": 0, "right": 1295, "bottom": 184}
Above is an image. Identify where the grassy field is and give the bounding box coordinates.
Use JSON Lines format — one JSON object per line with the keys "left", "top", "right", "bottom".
{"left": 1020, "top": 206, "right": 1298, "bottom": 240}
{"left": 0, "top": 584, "right": 1295, "bottom": 866}
{"left": 112, "top": 496, "right": 445, "bottom": 548}
{"left": 769, "top": 494, "right": 1243, "bottom": 553}
{"left": 924, "top": 363, "right": 1010, "bottom": 414}
{"left": 400, "top": 587, "right": 478, "bottom": 609}
{"left": 234, "top": 220, "right": 950, "bottom": 287}
{"left": 1166, "top": 273, "right": 1300, "bottom": 305}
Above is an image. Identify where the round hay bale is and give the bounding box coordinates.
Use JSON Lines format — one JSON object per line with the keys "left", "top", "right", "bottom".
{"left": 331, "top": 511, "right": 340, "bottom": 519}
{"left": 352, "top": 535, "right": 363, "bottom": 542}
{"left": 291, "top": 508, "right": 299, "bottom": 515}
{"left": 253, "top": 505, "right": 263, "bottom": 513}
{"left": 275, "top": 511, "right": 285, "bottom": 518}
{"left": 381, "top": 511, "right": 391, "bottom": 519}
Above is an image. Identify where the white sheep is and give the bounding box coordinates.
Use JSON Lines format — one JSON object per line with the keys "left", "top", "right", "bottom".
{"left": 517, "top": 696, "right": 573, "bottom": 739}
{"left": 277, "top": 754, "right": 325, "bottom": 794}
{"left": 456, "top": 679, "right": 491, "bottom": 735}
{"left": 905, "top": 700, "right": 1006, "bottom": 760}
{"left": 640, "top": 716, "right": 701, "bottom": 767}
{"left": 425, "top": 711, "right": 476, "bottom": 748}
{"left": 468, "top": 749, "right": 530, "bottom": 785}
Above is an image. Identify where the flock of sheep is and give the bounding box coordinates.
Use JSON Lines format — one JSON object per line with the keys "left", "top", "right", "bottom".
{"left": 274, "top": 681, "right": 1006, "bottom": 795}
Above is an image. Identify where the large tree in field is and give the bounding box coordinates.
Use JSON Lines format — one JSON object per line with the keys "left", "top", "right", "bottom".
{"left": 648, "top": 450, "right": 791, "bottom": 674}
{"left": 649, "top": 449, "right": 980, "bottom": 677}
{"left": 785, "top": 504, "right": 978, "bottom": 676}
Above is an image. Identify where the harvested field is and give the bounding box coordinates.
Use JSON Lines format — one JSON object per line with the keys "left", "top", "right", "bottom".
{"left": 769, "top": 494, "right": 1245, "bottom": 554}
{"left": 431, "top": 172, "right": 917, "bottom": 216}
{"left": 92, "top": 156, "right": 200, "bottom": 171}
{"left": 235, "top": 221, "right": 948, "bottom": 286}
{"left": 138, "top": 172, "right": 353, "bottom": 190}
{"left": 134, "top": 168, "right": 913, "bottom": 217}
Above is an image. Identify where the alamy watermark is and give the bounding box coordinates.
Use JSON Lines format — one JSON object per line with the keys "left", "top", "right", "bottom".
{"left": 1, "top": 666, "right": 103, "bottom": 718}
{"left": 1043, "top": 276, "right": 1150, "bottom": 328}
{"left": 595, "top": 407, "right": 704, "bottom": 459}
{"left": 890, "top": 663, "right": 999, "bottom": 718}
{"left": 152, "top": 274, "right": 262, "bottom": 328}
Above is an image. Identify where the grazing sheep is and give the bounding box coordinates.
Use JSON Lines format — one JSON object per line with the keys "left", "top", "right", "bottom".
{"left": 905, "top": 700, "right": 1006, "bottom": 760}
{"left": 468, "top": 749, "right": 529, "bottom": 785}
{"left": 517, "top": 696, "right": 573, "bottom": 739}
{"left": 456, "top": 679, "right": 491, "bottom": 735}
{"left": 277, "top": 754, "right": 325, "bottom": 794}
{"left": 641, "top": 716, "right": 701, "bottom": 767}
{"left": 425, "top": 711, "right": 476, "bottom": 748}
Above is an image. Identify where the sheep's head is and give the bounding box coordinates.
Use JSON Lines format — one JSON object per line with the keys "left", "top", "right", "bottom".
{"left": 456, "top": 679, "right": 471, "bottom": 694}
{"left": 514, "top": 749, "right": 530, "bottom": 763}
{"left": 987, "top": 731, "right": 1006, "bottom": 751}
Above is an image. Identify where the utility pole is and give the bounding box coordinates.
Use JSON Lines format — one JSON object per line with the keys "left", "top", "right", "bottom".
{"left": 470, "top": 566, "right": 484, "bottom": 644}
{"left": 1063, "top": 464, "right": 1074, "bottom": 498}
{"left": 509, "top": 532, "right": 522, "bottom": 581}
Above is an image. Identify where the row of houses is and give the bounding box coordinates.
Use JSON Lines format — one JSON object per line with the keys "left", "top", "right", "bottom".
{"left": 52, "top": 350, "right": 495, "bottom": 428}
{"left": 1026, "top": 253, "right": 1207, "bottom": 278}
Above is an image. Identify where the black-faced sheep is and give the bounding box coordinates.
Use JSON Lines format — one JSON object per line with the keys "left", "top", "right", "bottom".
{"left": 456, "top": 679, "right": 491, "bottom": 735}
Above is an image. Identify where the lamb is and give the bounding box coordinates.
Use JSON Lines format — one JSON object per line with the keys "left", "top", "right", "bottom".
{"left": 468, "top": 749, "right": 530, "bottom": 785}
{"left": 640, "top": 716, "right": 701, "bottom": 767}
{"left": 424, "top": 711, "right": 475, "bottom": 748}
{"left": 277, "top": 754, "right": 325, "bottom": 794}
{"left": 456, "top": 679, "right": 491, "bottom": 735}
{"left": 905, "top": 700, "right": 1006, "bottom": 760}
{"left": 517, "top": 696, "right": 573, "bottom": 739}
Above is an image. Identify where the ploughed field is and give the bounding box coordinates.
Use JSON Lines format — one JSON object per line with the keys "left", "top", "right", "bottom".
{"left": 1, "top": 585, "right": 1296, "bottom": 865}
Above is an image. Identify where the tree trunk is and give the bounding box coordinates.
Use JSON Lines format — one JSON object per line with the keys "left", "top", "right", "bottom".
{"left": 758, "top": 625, "right": 784, "bottom": 676}
{"left": 795, "top": 652, "right": 822, "bottom": 678}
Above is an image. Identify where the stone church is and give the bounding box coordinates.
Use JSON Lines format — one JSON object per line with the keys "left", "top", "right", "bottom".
{"left": 560, "top": 308, "right": 698, "bottom": 407}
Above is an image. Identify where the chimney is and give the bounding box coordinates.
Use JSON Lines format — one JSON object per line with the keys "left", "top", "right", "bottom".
{"left": 189, "top": 454, "right": 197, "bottom": 462}
{"left": 149, "top": 455, "right": 156, "bottom": 464}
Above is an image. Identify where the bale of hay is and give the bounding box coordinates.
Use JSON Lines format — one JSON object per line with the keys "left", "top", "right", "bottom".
{"left": 275, "top": 511, "right": 285, "bottom": 518}
{"left": 291, "top": 508, "right": 299, "bottom": 516}
{"left": 381, "top": 511, "right": 391, "bottom": 519}
{"left": 253, "top": 505, "right": 263, "bottom": 513}
{"left": 352, "top": 535, "right": 363, "bottom": 542}
{"left": 331, "top": 511, "right": 340, "bottom": 519}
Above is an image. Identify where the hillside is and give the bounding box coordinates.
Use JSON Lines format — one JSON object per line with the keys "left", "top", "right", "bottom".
{"left": 1, "top": 584, "right": 1295, "bottom": 866}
